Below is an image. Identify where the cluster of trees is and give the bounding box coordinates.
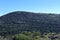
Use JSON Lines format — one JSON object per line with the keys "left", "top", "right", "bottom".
{"left": 12, "top": 31, "right": 60, "bottom": 40}
{"left": 0, "top": 11, "right": 60, "bottom": 34}
{"left": 0, "top": 11, "right": 60, "bottom": 40}
{"left": 0, "top": 31, "right": 60, "bottom": 40}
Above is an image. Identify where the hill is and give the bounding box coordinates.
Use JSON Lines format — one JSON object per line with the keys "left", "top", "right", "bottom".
{"left": 0, "top": 11, "right": 60, "bottom": 36}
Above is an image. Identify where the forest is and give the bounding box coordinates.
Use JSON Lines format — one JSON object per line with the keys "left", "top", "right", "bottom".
{"left": 0, "top": 11, "right": 60, "bottom": 40}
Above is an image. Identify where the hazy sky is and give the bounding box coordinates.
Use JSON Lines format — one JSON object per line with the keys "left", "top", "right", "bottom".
{"left": 0, "top": 0, "right": 60, "bottom": 16}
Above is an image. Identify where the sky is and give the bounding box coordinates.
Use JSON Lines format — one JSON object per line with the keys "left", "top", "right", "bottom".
{"left": 0, "top": 0, "right": 60, "bottom": 16}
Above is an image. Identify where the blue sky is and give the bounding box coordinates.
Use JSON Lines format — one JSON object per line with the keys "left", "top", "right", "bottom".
{"left": 0, "top": 0, "right": 60, "bottom": 16}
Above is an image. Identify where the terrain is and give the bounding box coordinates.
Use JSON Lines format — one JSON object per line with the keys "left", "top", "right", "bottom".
{"left": 0, "top": 11, "right": 60, "bottom": 36}
{"left": 0, "top": 11, "right": 60, "bottom": 40}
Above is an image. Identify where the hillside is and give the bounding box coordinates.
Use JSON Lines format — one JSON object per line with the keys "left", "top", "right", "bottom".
{"left": 0, "top": 11, "right": 60, "bottom": 36}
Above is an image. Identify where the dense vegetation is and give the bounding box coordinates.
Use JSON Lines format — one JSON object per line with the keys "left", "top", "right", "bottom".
{"left": 0, "top": 31, "right": 60, "bottom": 40}
{"left": 13, "top": 31, "right": 60, "bottom": 40}
{"left": 0, "top": 11, "right": 60, "bottom": 40}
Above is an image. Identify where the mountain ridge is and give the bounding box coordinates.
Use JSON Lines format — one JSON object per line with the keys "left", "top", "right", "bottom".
{"left": 0, "top": 11, "right": 60, "bottom": 36}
